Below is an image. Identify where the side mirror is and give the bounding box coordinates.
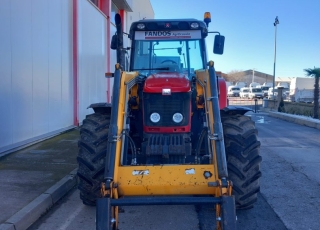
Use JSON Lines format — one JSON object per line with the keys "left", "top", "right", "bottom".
{"left": 213, "top": 35, "right": 225, "bottom": 55}
{"left": 111, "top": 34, "right": 117, "bottom": 50}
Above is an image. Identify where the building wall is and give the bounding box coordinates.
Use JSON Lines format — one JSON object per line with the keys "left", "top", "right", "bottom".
{"left": 124, "top": 0, "right": 154, "bottom": 69}
{"left": 0, "top": 0, "right": 153, "bottom": 153}
{"left": 78, "top": 0, "right": 108, "bottom": 121}
{"left": 0, "top": 0, "right": 73, "bottom": 153}
{"left": 126, "top": 0, "right": 154, "bottom": 27}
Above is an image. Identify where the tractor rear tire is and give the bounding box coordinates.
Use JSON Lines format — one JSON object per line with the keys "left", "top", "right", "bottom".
{"left": 222, "top": 114, "right": 262, "bottom": 209}
{"left": 77, "top": 112, "right": 110, "bottom": 206}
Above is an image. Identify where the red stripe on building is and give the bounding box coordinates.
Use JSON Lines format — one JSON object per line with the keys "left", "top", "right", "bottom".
{"left": 119, "top": 9, "right": 125, "bottom": 28}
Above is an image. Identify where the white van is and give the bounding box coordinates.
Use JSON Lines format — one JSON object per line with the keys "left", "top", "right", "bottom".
{"left": 227, "top": 86, "right": 240, "bottom": 97}
{"left": 277, "top": 82, "right": 290, "bottom": 89}
{"left": 289, "top": 77, "right": 314, "bottom": 102}
{"left": 236, "top": 81, "right": 247, "bottom": 88}
{"left": 268, "top": 87, "right": 278, "bottom": 99}
{"left": 249, "top": 82, "right": 261, "bottom": 88}
{"left": 263, "top": 82, "right": 273, "bottom": 87}
{"left": 257, "top": 86, "right": 270, "bottom": 97}
{"left": 268, "top": 87, "right": 288, "bottom": 100}
{"left": 240, "top": 87, "right": 249, "bottom": 98}
{"left": 248, "top": 88, "right": 263, "bottom": 99}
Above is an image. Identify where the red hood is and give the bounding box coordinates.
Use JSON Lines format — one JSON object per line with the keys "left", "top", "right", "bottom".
{"left": 143, "top": 72, "right": 190, "bottom": 93}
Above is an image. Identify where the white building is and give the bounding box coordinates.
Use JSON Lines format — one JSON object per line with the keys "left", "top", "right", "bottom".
{"left": 0, "top": 0, "right": 154, "bottom": 153}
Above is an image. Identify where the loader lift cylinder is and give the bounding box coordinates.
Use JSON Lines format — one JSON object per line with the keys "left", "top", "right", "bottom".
{"left": 96, "top": 67, "right": 121, "bottom": 230}
{"left": 104, "top": 14, "right": 124, "bottom": 182}
{"left": 104, "top": 67, "right": 121, "bottom": 182}
{"left": 208, "top": 64, "right": 228, "bottom": 178}
{"left": 115, "top": 14, "right": 125, "bottom": 69}
{"left": 97, "top": 14, "right": 124, "bottom": 230}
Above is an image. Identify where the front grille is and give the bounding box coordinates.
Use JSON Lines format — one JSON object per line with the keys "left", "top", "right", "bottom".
{"left": 143, "top": 92, "right": 191, "bottom": 127}
{"left": 146, "top": 134, "right": 189, "bottom": 156}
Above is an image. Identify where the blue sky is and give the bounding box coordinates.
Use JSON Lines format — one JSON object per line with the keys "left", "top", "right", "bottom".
{"left": 149, "top": 0, "right": 319, "bottom": 78}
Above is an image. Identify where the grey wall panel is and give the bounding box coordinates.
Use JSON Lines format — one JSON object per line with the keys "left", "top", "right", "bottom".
{"left": 78, "top": 0, "right": 107, "bottom": 121}
{"left": 60, "top": 0, "right": 74, "bottom": 128}
{"left": 32, "top": 0, "right": 50, "bottom": 137}
{"left": 48, "top": 0, "right": 63, "bottom": 131}
{"left": 0, "top": 1, "right": 13, "bottom": 147}
{"left": 0, "top": 0, "right": 74, "bottom": 152}
{"left": 11, "top": 0, "right": 33, "bottom": 143}
{"left": 48, "top": 0, "right": 62, "bottom": 131}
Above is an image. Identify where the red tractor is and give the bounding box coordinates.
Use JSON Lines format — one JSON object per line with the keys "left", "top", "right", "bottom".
{"left": 77, "top": 12, "right": 261, "bottom": 230}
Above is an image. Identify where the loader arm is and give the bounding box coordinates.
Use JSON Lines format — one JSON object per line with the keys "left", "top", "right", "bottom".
{"left": 196, "top": 61, "right": 228, "bottom": 180}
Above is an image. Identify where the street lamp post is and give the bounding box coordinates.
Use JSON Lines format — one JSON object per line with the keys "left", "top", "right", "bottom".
{"left": 272, "top": 16, "right": 279, "bottom": 101}
{"left": 252, "top": 68, "right": 256, "bottom": 83}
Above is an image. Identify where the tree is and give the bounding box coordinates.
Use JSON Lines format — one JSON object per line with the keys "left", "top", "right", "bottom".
{"left": 226, "top": 70, "right": 245, "bottom": 83}
{"left": 303, "top": 67, "right": 320, "bottom": 119}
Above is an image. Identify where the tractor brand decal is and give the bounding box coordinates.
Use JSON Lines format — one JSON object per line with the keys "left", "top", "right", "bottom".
{"left": 185, "top": 168, "right": 196, "bottom": 175}
{"left": 135, "top": 30, "right": 201, "bottom": 40}
{"left": 145, "top": 31, "right": 171, "bottom": 37}
{"left": 132, "top": 170, "right": 149, "bottom": 176}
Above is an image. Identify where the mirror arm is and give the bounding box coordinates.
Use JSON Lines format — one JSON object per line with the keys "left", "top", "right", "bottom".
{"left": 208, "top": 31, "right": 220, "bottom": 35}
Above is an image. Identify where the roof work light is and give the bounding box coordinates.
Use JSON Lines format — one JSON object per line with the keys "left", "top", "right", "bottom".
{"left": 204, "top": 12, "right": 211, "bottom": 27}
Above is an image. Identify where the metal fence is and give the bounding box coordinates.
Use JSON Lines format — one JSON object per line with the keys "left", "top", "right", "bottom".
{"left": 228, "top": 98, "right": 263, "bottom": 113}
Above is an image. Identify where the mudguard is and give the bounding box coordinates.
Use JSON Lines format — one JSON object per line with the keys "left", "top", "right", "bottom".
{"left": 220, "top": 106, "right": 252, "bottom": 116}
{"left": 87, "top": 103, "right": 112, "bottom": 114}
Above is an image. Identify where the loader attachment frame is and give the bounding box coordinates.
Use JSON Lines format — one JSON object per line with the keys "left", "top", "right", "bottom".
{"left": 96, "top": 63, "right": 237, "bottom": 230}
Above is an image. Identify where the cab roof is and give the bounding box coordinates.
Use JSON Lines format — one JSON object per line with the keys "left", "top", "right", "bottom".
{"left": 129, "top": 18, "right": 208, "bottom": 39}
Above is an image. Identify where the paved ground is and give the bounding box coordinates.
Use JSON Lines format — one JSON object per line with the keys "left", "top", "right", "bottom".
{"left": 0, "top": 129, "right": 79, "bottom": 230}
{"left": 0, "top": 109, "right": 319, "bottom": 230}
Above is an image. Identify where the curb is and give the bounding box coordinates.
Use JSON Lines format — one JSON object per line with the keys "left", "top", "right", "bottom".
{"left": 0, "top": 169, "right": 78, "bottom": 230}
{"left": 267, "top": 111, "right": 320, "bottom": 130}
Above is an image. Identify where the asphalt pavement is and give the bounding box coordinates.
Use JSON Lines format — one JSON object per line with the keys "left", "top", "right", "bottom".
{"left": 0, "top": 110, "right": 319, "bottom": 230}
{"left": 0, "top": 129, "right": 79, "bottom": 230}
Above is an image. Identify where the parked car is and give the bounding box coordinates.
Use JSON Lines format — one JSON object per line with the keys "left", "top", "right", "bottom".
{"left": 240, "top": 87, "right": 250, "bottom": 98}
{"left": 227, "top": 86, "right": 240, "bottom": 97}
{"left": 249, "top": 88, "right": 263, "bottom": 99}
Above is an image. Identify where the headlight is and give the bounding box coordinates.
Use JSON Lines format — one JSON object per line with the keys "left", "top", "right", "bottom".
{"left": 150, "top": 113, "right": 160, "bottom": 123}
{"left": 172, "top": 113, "right": 183, "bottom": 123}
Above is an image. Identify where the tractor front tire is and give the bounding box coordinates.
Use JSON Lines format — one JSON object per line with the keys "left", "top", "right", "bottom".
{"left": 222, "top": 114, "right": 262, "bottom": 209}
{"left": 77, "top": 112, "right": 110, "bottom": 206}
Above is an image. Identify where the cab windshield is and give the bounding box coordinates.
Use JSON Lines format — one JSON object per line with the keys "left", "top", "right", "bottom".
{"left": 131, "top": 39, "right": 205, "bottom": 79}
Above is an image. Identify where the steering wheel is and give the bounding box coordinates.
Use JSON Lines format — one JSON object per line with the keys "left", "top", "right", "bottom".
{"left": 161, "top": 60, "right": 177, "bottom": 64}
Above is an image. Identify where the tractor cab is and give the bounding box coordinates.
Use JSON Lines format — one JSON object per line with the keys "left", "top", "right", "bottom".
{"left": 128, "top": 17, "right": 224, "bottom": 79}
